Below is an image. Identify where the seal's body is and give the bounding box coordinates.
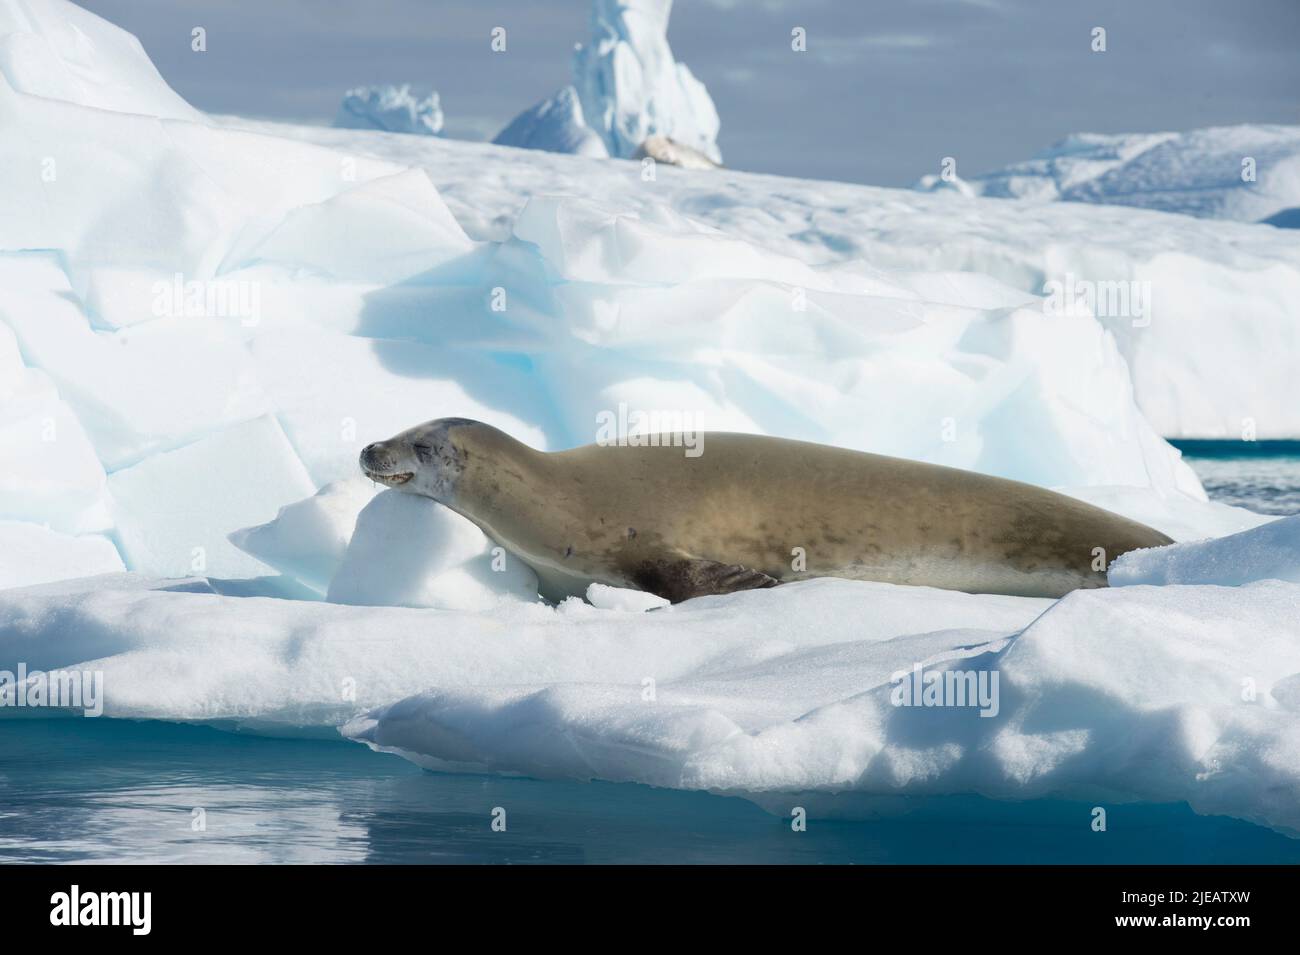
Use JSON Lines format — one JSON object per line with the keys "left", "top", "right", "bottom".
{"left": 360, "top": 418, "right": 1172, "bottom": 603}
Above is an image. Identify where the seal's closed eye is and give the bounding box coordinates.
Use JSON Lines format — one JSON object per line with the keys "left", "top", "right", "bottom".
{"left": 412, "top": 443, "right": 434, "bottom": 464}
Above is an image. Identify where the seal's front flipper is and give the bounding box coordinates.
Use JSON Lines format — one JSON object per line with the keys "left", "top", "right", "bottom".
{"left": 632, "top": 557, "right": 779, "bottom": 603}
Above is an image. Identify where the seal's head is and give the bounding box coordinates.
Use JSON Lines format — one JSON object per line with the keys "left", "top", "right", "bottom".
{"left": 359, "top": 417, "right": 479, "bottom": 502}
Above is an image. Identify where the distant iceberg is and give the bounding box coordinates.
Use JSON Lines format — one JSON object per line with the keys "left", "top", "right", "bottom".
{"left": 1261, "top": 207, "right": 1300, "bottom": 229}
{"left": 573, "top": 0, "right": 721, "bottom": 162}
{"left": 494, "top": 0, "right": 721, "bottom": 165}
{"left": 493, "top": 85, "right": 608, "bottom": 157}
{"left": 958, "top": 131, "right": 1178, "bottom": 202}
{"left": 918, "top": 124, "right": 1300, "bottom": 223}
{"left": 334, "top": 84, "right": 444, "bottom": 136}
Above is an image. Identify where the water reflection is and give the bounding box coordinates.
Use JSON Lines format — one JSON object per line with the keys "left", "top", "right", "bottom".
{"left": 1, "top": 720, "right": 1296, "bottom": 864}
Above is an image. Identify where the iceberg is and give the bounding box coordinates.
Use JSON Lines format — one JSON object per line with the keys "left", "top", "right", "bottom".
{"left": 493, "top": 85, "right": 609, "bottom": 157}
{"left": 924, "top": 125, "right": 1300, "bottom": 224}
{"left": 925, "top": 131, "right": 1179, "bottom": 202}
{"left": 1262, "top": 207, "right": 1300, "bottom": 229}
{"left": 573, "top": 0, "right": 721, "bottom": 163}
{"left": 494, "top": 0, "right": 721, "bottom": 164}
{"left": 334, "top": 84, "right": 444, "bottom": 136}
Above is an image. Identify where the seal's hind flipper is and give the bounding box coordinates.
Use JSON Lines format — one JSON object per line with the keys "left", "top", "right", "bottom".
{"left": 633, "top": 557, "right": 779, "bottom": 604}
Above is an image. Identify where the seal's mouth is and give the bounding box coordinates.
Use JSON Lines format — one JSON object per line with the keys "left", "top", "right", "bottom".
{"left": 365, "top": 469, "right": 413, "bottom": 486}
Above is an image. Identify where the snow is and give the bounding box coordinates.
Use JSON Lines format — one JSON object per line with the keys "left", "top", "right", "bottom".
{"left": 0, "top": 573, "right": 1051, "bottom": 729}
{"left": 325, "top": 490, "right": 539, "bottom": 610}
{"left": 586, "top": 582, "right": 670, "bottom": 612}
{"left": 228, "top": 478, "right": 378, "bottom": 594}
{"left": 913, "top": 173, "right": 977, "bottom": 198}
{"left": 0, "top": 0, "right": 201, "bottom": 121}
{"left": 933, "top": 125, "right": 1300, "bottom": 225}
{"left": 0, "top": 522, "right": 123, "bottom": 590}
{"left": 334, "top": 84, "right": 444, "bottom": 136}
{"left": 2, "top": 0, "right": 1298, "bottom": 840}
{"left": 1110, "top": 516, "right": 1300, "bottom": 588}
{"left": 495, "top": 0, "right": 721, "bottom": 163}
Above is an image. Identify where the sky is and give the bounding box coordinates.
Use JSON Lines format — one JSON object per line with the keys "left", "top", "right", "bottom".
{"left": 82, "top": 0, "right": 1300, "bottom": 187}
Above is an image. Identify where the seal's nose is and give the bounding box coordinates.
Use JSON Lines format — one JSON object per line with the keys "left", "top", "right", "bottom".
{"left": 360, "top": 443, "right": 379, "bottom": 468}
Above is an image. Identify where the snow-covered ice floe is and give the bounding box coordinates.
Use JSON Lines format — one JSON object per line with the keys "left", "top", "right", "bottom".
{"left": 1, "top": 570, "right": 1298, "bottom": 837}
{"left": 1, "top": 0, "right": 1299, "bottom": 838}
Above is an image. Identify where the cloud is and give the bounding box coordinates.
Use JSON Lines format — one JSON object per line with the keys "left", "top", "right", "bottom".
{"left": 760, "top": 32, "right": 942, "bottom": 67}
{"left": 697, "top": 0, "right": 813, "bottom": 10}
